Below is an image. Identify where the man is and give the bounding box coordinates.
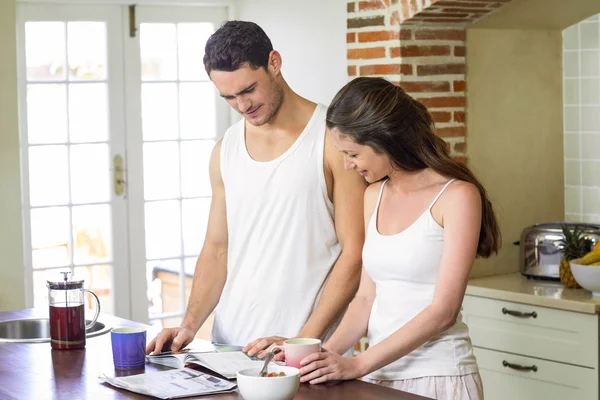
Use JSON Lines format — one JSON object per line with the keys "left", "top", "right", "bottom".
{"left": 147, "top": 21, "right": 365, "bottom": 359}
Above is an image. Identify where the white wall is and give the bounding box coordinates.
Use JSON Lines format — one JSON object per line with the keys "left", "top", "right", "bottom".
{"left": 235, "top": 0, "right": 348, "bottom": 105}
{"left": 0, "top": 0, "right": 26, "bottom": 311}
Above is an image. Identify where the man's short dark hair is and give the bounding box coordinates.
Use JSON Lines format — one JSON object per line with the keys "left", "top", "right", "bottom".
{"left": 203, "top": 21, "right": 273, "bottom": 76}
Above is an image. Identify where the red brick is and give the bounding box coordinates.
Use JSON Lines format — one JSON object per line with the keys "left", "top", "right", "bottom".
{"left": 453, "top": 80, "right": 466, "bottom": 92}
{"left": 414, "top": 29, "right": 466, "bottom": 40}
{"left": 347, "top": 2, "right": 355, "bottom": 12}
{"left": 453, "top": 141, "right": 466, "bottom": 152}
{"left": 348, "top": 16, "right": 385, "bottom": 29}
{"left": 436, "top": 126, "right": 466, "bottom": 137}
{"left": 348, "top": 65, "right": 357, "bottom": 76}
{"left": 347, "top": 32, "right": 356, "bottom": 43}
{"left": 454, "top": 46, "right": 466, "bottom": 57}
{"left": 359, "top": 29, "right": 411, "bottom": 42}
{"left": 453, "top": 111, "right": 465, "bottom": 122}
{"left": 347, "top": 47, "right": 386, "bottom": 59}
{"left": 430, "top": 111, "right": 452, "bottom": 123}
{"left": 417, "top": 63, "right": 465, "bottom": 76}
{"left": 400, "top": 81, "right": 451, "bottom": 92}
{"left": 359, "top": 0, "right": 386, "bottom": 10}
{"left": 392, "top": 10, "right": 402, "bottom": 25}
{"left": 359, "top": 30, "right": 399, "bottom": 42}
{"left": 360, "top": 64, "right": 413, "bottom": 76}
{"left": 394, "top": 45, "right": 451, "bottom": 57}
{"left": 417, "top": 96, "right": 465, "bottom": 108}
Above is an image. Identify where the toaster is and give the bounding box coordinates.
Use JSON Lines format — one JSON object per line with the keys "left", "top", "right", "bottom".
{"left": 518, "top": 222, "right": 600, "bottom": 280}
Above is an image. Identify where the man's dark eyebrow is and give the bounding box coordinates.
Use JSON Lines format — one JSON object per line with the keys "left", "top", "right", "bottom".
{"left": 220, "top": 82, "right": 258, "bottom": 98}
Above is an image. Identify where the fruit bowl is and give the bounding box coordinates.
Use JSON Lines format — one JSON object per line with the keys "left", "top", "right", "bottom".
{"left": 570, "top": 259, "right": 600, "bottom": 296}
{"left": 237, "top": 365, "right": 300, "bottom": 400}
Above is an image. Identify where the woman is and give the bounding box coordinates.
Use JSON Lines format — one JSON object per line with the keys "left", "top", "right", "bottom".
{"left": 298, "top": 77, "right": 500, "bottom": 399}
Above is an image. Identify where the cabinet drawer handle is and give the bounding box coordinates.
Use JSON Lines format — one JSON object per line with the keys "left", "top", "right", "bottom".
{"left": 502, "top": 307, "right": 537, "bottom": 318}
{"left": 503, "top": 360, "right": 537, "bottom": 372}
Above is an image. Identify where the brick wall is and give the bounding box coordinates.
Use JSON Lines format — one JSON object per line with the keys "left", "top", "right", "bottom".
{"left": 346, "top": 0, "right": 513, "bottom": 162}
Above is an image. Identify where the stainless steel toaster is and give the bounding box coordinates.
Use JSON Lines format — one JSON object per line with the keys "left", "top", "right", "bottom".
{"left": 518, "top": 222, "right": 600, "bottom": 280}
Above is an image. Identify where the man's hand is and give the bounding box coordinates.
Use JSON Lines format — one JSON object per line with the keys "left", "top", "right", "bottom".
{"left": 299, "top": 348, "right": 364, "bottom": 384}
{"left": 243, "top": 336, "right": 287, "bottom": 359}
{"left": 146, "top": 327, "right": 196, "bottom": 355}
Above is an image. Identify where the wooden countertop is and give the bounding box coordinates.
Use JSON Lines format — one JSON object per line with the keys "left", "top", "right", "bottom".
{"left": 466, "top": 273, "right": 600, "bottom": 314}
{"left": 0, "top": 309, "right": 427, "bottom": 399}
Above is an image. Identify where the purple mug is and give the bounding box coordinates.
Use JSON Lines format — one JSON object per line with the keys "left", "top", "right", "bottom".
{"left": 111, "top": 327, "right": 146, "bottom": 369}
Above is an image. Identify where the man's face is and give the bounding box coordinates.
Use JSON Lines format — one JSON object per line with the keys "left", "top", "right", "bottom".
{"left": 210, "top": 64, "right": 283, "bottom": 126}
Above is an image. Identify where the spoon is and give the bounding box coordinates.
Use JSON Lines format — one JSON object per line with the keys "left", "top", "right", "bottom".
{"left": 258, "top": 349, "right": 277, "bottom": 377}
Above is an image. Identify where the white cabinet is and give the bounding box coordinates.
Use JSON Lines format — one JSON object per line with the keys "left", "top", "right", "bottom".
{"left": 462, "top": 295, "right": 599, "bottom": 400}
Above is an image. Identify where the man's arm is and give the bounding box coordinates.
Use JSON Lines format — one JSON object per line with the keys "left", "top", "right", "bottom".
{"left": 146, "top": 139, "right": 229, "bottom": 354}
{"left": 297, "top": 129, "right": 367, "bottom": 339}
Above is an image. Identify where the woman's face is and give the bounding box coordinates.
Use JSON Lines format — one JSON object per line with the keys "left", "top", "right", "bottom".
{"left": 329, "top": 128, "right": 391, "bottom": 183}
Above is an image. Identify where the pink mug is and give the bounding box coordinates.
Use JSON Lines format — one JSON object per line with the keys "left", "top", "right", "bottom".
{"left": 272, "top": 338, "right": 321, "bottom": 369}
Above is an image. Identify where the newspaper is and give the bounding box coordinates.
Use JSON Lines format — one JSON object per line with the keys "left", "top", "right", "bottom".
{"left": 100, "top": 368, "right": 237, "bottom": 399}
{"left": 147, "top": 350, "right": 264, "bottom": 379}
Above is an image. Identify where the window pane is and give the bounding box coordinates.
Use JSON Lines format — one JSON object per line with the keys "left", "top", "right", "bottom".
{"left": 27, "top": 84, "right": 68, "bottom": 144}
{"left": 29, "top": 145, "right": 69, "bottom": 206}
{"left": 182, "top": 198, "right": 211, "bottom": 256}
{"left": 72, "top": 204, "right": 112, "bottom": 265}
{"left": 145, "top": 200, "right": 182, "bottom": 259}
{"left": 144, "top": 142, "right": 180, "bottom": 200}
{"left": 67, "top": 22, "right": 107, "bottom": 80}
{"left": 68, "top": 83, "right": 109, "bottom": 142}
{"left": 140, "top": 23, "right": 177, "bottom": 81}
{"left": 177, "top": 23, "right": 213, "bottom": 81}
{"left": 31, "top": 207, "right": 70, "bottom": 268}
{"left": 74, "top": 265, "right": 113, "bottom": 315}
{"left": 25, "top": 22, "right": 66, "bottom": 81}
{"left": 179, "top": 82, "right": 217, "bottom": 139}
{"left": 147, "top": 259, "right": 182, "bottom": 318}
{"left": 70, "top": 144, "right": 110, "bottom": 204}
{"left": 142, "top": 83, "right": 178, "bottom": 141}
{"left": 181, "top": 140, "right": 214, "bottom": 197}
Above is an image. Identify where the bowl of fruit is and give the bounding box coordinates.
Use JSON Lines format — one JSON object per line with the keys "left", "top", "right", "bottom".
{"left": 570, "top": 244, "right": 600, "bottom": 296}
{"left": 236, "top": 365, "right": 300, "bottom": 400}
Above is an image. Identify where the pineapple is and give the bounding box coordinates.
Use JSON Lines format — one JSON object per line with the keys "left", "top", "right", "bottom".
{"left": 557, "top": 225, "right": 593, "bottom": 288}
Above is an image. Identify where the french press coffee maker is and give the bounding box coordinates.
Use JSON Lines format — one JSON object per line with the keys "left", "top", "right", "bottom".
{"left": 47, "top": 271, "right": 101, "bottom": 350}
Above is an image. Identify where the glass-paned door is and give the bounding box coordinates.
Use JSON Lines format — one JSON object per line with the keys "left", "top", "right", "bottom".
{"left": 125, "top": 6, "right": 229, "bottom": 329}
{"left": 17, "top": 4, "right": 130, "bottom": 317}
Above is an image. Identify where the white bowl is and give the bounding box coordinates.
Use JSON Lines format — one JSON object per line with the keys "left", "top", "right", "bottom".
{"left": 570, "top": 259, "right": 600, "bottom": 296}
{"left": 237, "top": 365, "right": 300, "bottom": 400}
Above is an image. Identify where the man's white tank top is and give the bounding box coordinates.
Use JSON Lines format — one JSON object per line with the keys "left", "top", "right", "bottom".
{"left": 363, "top": 179, "right": 479, "bottom": 380}
{"left": 211, "top": 104, "right": 342, "bottom": 346}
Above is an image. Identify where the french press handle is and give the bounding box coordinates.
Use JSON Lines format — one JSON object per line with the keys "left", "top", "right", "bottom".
{"left": 85, "top": 289, "right": 101, "bottom": 330}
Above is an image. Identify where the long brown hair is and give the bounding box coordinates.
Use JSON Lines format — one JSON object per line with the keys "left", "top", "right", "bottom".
{"left": 327, "top": 77, "right": 501, "bottom": 258}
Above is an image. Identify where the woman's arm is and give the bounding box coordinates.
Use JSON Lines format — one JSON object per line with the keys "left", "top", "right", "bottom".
{"left": 300, "top": 181, "right": 482, "bottom": 383}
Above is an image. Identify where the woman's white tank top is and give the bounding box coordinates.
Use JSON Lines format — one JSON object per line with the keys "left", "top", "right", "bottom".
{"left": 363, "top": 179, "right": 478, "bottom": 380}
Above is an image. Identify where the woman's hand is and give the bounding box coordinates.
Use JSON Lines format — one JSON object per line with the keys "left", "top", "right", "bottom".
{"left": 299, "top": 349, "right": 364, "bottom": 384}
